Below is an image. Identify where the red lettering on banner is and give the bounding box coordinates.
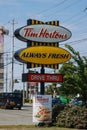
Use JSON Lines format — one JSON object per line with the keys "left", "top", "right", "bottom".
{"left": 28, "top": 73, "right": 63, "bottom": 82}
{"left": 31, "top": 75, "right": 45, "bottom": 81}
{"left": 24, "top": 28, "right": 38, "bottom": 37}
{"left": 35, "top": 98, "right": 49, "bottom": 103}
{"left": 23, "top": 27, "right": 67, "bottom": 39}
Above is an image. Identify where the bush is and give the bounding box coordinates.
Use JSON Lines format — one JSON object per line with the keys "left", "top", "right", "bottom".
{"left": 52, "top": 104, "right": 65, "bottom": 123}
{"left": 56, "top": 105, "right": 87, "bottom": 129}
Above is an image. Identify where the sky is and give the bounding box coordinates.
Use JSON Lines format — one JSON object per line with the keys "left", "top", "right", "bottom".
{"left": 0, "top": 0, "right": 87, "bottom": 92}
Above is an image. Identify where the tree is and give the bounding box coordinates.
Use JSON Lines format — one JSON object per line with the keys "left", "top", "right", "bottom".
{"left": 45, "top": 84, "right": 53, "bottom": 95}
{"left": 58, "top": 61, "right": 79, "bottom": 100}
{"left": 59, "top": 44, "right": 87, "bottom": 105}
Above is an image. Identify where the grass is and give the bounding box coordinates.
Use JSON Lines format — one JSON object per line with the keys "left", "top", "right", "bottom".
{"left": 0, "top": 125, "right": 81, "bottom": 130}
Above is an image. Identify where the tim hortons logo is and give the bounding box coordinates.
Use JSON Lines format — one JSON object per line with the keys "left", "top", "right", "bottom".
{"left": 15, "top": 24, "right": 72, "bottom": 42}
{"left": 23, "top": 28, "right": 67, "bottom": 39}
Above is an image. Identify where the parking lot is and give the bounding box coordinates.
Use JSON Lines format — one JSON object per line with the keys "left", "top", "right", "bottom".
{"left": 0, "top": 104, "right": 33, "bottom": 125}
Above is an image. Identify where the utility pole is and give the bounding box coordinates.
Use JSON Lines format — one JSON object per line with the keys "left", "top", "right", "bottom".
{"left": 6, "top": 54, "right": 8, "bottom": 92}
{"left": 11, "top": 19, "right": 15, "bottom": 92}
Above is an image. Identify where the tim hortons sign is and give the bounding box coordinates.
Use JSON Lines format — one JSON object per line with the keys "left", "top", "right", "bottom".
{"left": 14, "top": 24, "right": 72, "bottom": 43}
{"left": 14, "top": 46, "right": 71, "bottom": 64}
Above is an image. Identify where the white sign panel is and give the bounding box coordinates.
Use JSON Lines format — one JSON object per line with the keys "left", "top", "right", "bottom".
{"left": 33, "top": 95, "right": 52, "bottom": 123}
{"left": 18, "top": 24, "right": 72, "bottom": 43}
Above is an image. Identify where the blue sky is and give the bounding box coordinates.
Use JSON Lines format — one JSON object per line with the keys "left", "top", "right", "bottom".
{"left": 0, "top": 0, "right": 87, "bottom": 91}
{"left": 0, "top": 0, "right": 87, "bottom": 54}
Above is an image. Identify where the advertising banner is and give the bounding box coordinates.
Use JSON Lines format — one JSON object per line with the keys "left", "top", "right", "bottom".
{"left": 33, "top": 95, "right": 52, "bottom": 123}
{"left": 15, "top": 46, "right": 71, "bottom": 64}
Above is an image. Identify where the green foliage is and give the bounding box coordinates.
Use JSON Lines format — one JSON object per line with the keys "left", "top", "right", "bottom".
{"left": 59, "top": 62, "right": 79, "bottom": 97}
{"left": 56, "top": 105, "right": 87, "bottom": 129}
{"left": 52, "top": 104, "right": 65, "bottom": 123}
{"left": 58, "top": 44, "right": 87, "bottom": 105}
{"left": 45, "top": 84, "right": 53, "bottom": 95}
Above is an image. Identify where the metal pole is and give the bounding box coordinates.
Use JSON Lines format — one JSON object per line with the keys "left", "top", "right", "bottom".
{"left": 23, "top": 63, "right": 25, "bottom": 104}
{"left": 11, "top": 19, "right": 14, "bottom": 92}
{"left": 40, "top": 65, "right": 45, "bottom": 95}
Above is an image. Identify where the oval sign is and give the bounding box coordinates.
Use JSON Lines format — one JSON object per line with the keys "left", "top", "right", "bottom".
{"left": 15, "top": 46, "right": 71, "bottom": 64}
{"left": 14, "top": 24, "right": 72, "bottom": 43}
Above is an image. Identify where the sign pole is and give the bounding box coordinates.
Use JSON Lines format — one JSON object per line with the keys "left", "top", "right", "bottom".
{"left": 40, "top": 65, "right": 45, "bottom": 95}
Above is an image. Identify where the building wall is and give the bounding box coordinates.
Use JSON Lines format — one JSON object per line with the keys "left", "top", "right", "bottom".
{"left": 0, "top": 26, "right": 4, "bottom": 92}
{"left": 27, "top": 81, "right": 38, "bottom": 99}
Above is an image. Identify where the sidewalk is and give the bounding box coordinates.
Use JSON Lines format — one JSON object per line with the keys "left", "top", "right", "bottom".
{"left": 0, "top": 126, "right": 83, "bottom": 130}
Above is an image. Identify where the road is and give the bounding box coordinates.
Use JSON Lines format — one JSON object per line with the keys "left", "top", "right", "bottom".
{"left": 0, "top": 104, "right": 33, "bottom": 125}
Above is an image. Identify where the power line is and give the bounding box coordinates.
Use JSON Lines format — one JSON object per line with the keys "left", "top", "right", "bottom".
{"left": 60, "top": 37, "right": 87, "bottom": 46}
{"left": 0, "top": 62, "right": 12, "bottom": 68}
{"left": 42, "top": 0, "right": 81, "bottom": 20}
{"left": 35, "top": 0, "right": 68, "bottom": 15}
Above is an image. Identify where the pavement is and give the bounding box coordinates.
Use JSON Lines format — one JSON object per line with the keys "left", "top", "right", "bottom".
{"left": 0, "top": 103, "right": 33, "bottom": 126}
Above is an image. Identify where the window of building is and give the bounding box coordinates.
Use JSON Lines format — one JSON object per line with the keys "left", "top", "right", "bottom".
{"left": 0, "top": 83, "right": 3, "bottom": 88}
{"left": 0, "top": 63, "right": 4, "bottom": 68}
{"left": 0, "top": 73, "right": 4, "bottom": 79}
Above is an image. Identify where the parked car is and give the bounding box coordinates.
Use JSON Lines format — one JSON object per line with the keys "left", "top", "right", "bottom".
{"left": 70, "top": 98, "right": 82, "bottom": 105}
{"left": 0, "top": 92, "right": 23, "bottom": 109}
{"left": 52, "top": 97, "right": 63, "bottom": 107}
{"left": 52, "top": 96, "right": 68, "bottom": 107}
